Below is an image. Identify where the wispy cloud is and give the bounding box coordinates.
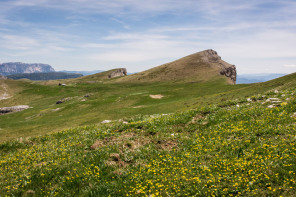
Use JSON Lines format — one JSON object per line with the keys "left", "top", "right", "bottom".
{"left": 0, "top": 0, "right": 295, "bottom": 73}
{"left": 1, "top": 35, "right": 40, "bottom": 50}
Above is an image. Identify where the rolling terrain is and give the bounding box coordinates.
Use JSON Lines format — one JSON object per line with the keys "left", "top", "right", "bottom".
{"left": 0, "top": 50, "right": 295, "bottom": 142}
{"left": 0, "top": 73, "right": 296, "bottom": 196}
{"left": 0, "top": 50, "right": 296, "bottom": 196}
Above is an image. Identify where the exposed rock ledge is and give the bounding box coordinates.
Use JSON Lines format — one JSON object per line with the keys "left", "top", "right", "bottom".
{"left": 203, "top": 49, "right": 237, "bottom": 84}
{"left": 0, "top": 105, "right": 30, "bottom": 114}
{"left": 108, "top": 68, "right": 127, "bottom": 78}
{"left": 219, "top": 65, "right": 236, "bottom": 84}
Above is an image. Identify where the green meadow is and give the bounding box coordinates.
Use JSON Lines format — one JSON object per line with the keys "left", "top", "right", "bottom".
{"left": 0, "top": 73, "right": 296, "bottom": 196}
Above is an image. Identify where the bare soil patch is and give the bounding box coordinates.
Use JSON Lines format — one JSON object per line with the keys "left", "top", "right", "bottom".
{"left": 149, "top": 94, "right": 164, "bottom": 99}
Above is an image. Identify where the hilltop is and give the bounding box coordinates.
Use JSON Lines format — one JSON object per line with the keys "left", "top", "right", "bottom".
{"left": 115, "top": 49, "right": 236, "bottom": 84}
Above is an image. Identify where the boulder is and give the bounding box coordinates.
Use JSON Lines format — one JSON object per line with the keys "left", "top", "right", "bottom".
{"left": 0, "top": 105, "right": 30, "bottom": 114}
{"left": 108, "top": 68, "right": 127, "bottom": 78}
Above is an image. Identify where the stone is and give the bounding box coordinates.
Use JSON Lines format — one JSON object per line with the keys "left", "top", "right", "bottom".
{"left": 108, "top": 68, "right": 127, "bottom": 78}
{"left": 56, "top": 100, "right": 64, "bottom": 104}
{"left": 56, "top": 97, "right": 70, "bottom": 104}
{"left": 0, "top": 105, "right": 30, "bottom": 114}
{"left": 101, "top": 120, "right": 112, "bottom": 123}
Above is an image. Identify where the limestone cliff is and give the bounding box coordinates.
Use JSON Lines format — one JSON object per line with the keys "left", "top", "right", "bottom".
{"left": 0, "top": 62, "right": 55, "bottom": 76}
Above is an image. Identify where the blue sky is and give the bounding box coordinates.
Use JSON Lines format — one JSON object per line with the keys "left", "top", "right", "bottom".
{"left": 0, "top": 0, "right": 295, "bottom": 74}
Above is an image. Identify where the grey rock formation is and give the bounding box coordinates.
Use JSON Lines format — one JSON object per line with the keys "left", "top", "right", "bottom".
{"left": 108, "top": 68, "right": 127, "bottom": 78}
{"left": 0, "top": 105, "right": 30, "bottom": 114}
{"left": 0, "top": 62, "right": 55, "bottom": 76}
{"left": 220, "top": 65, "right": 237, "bottom": 84}
{"left": 202, "top": 49, "right": 237, "bottom": 84}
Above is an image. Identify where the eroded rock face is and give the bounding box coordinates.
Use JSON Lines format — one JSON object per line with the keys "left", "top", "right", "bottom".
{"left": 220, "top": 65, "right": 237, "bottom": 84}
{"left": 108, "top": 68, "right": 127, "bottom": 78}
{"left": 203, "top": 49, "right": 222, "bottom": 62}
{"left": 202, "top": 49, "right": 237, "bottom": 84}
{"left": 0, "top": 105, "right": 30, "bottom": 114}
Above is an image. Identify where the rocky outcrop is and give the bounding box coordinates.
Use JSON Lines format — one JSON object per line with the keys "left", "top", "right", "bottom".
{"left": 0, "top": 62, "right": 55, "bottom": 76}
{"left": 202, "top": 49, "right": 237, "bottom": 84}
{"left": 220, "top": 65, "right": 236, "bottom": 84}
{"left": 108, "top": 68, "right": 127, "bottom": 78}
{"left": 0, "top": 105, "right": 30, "bottom": 114}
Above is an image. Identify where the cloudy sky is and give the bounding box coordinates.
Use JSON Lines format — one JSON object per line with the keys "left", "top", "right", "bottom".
{"left": 0, "top": 0, "right": 295, "bottom": 74}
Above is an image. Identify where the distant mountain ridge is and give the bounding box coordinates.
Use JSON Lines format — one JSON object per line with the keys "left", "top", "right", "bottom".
{"left": 237, "top": 73, "right": 287, "bottom": 84}
{"left": 0, "top": 62, "right": 55, "bottom": 76}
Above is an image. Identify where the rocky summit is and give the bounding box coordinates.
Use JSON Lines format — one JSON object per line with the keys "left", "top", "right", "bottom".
{"left": 115, "top": 49, "right": 237, "bottom": 84}
{"left": 0, "top": 62, "right": 55, "bottom": 76}
{"left": 201, "top": 49, "right": 236, "bottom": 84}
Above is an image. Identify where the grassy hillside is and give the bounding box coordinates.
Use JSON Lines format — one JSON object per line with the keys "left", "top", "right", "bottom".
{"left": 0, "top": 77, "right": 238, "bottom": 142}
{"left": 1, "top": 82, "right": 295, "bottom": 196}
{"left": 1, "top": 73, "right": 296, "bottom": 142}
{"left": 115, "top": 50, "right": 235, "bottom": 84}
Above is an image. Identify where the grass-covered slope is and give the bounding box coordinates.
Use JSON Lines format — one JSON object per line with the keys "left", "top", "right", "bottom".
{"left": 1, "top": 73, "right": 296, "bottom": 142}
{"left": 0, "top": 78, "right": 243, "bottom": 142}
{"left": 1, "top": 86, "right": 296, "bottom": 196}
{"left": 115, "top": 49, "right": 235, "bottom": 84}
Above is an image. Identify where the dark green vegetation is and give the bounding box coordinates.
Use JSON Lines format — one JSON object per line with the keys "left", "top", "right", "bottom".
{"left": 1, "top": 74, "right": 296, "bottom": 196}
{"left": 7, "top": 72, "right": 83, "bottom": 81}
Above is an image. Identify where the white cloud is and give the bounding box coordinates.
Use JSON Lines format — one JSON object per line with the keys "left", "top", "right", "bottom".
{"left": 0, "top": 0, "right": 295, "bottom": 74}
{"left": 1, "top": 35, "right": 40, "bottom": 50}
{"left": 283, "top": 65, "right": 296, "bottom": 68}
